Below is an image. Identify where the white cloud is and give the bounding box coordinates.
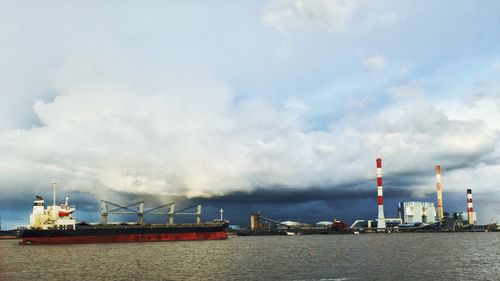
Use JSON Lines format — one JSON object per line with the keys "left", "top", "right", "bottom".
{"left": 362, "top": 54, "right": 386, "bottom": 71}
{"left": 1, "top": 63, "right": 499, "bottom": 204}
{"left": 439, "top": 95, "right": 500, "bottom": 130}
{"left": 1, "top": 57, "right": 500, "bottom": 223}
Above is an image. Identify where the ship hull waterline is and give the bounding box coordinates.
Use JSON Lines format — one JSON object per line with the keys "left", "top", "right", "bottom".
{"left": 20, "top": 231, "right": 227, "bottom": 244}
{"left": 19, "top": 222, "right": 229, "bottom": 244}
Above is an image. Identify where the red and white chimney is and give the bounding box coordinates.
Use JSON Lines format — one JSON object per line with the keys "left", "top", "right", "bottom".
{"left": 376, "top": 158, "right": 386, "bottom": 229}
{"left": 436, "top": 165, "right": 444, "bottom": 221}
{"left": 467, "top": 189, "right": 474, "bottom": 225}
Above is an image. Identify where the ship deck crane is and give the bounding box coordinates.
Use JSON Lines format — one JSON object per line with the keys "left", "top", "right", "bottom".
{"left": 100, "top": 201, "right": 202, "bottom": 225}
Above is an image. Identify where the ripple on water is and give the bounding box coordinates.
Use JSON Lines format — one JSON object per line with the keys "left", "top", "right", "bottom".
{"left": 0, "top": 233, "right": 499, "bottom": 281}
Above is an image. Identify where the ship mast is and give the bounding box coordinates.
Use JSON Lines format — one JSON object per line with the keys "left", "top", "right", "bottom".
{"left": 52, "top": 181, "right": 59, "bottom": 206}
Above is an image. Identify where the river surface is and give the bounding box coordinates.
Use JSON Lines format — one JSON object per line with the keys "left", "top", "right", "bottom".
{"left": 1, "top": 233, "right": 499, "bottom": 281}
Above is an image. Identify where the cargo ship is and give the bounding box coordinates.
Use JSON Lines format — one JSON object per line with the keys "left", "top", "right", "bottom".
{"left": 18, "top": 183, "right": 228, "bottom": 244}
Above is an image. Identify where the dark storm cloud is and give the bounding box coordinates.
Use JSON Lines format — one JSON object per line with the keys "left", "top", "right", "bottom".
{"left": 45, "top": 180, "right": 414, "bottom": 226}
{"left": 440, "top": 152, "right": 500, "bottom": 171}
{"left": 191, "top": 182, "right": 413, "bottom": 206}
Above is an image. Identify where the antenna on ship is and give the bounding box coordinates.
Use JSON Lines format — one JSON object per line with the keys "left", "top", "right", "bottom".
{"left": 52, "top": 181, "right": 59, "bottom": 206}
{"left": 220, "top": 208, "right": 224, "bottom": 221}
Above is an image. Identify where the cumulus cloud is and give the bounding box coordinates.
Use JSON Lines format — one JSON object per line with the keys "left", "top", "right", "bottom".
{"left": 364, "top": 100, "right": 498, "bottom": 175}
{"left": 440, "top": 95, "right": 500, "bottom": 130}
{"left": 1, "top": 59, "right": 499, "bottom": 207}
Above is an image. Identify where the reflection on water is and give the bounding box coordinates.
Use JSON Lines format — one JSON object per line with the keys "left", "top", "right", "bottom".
{"left": 1, "top": 233, "right": 499, "bottom": 280}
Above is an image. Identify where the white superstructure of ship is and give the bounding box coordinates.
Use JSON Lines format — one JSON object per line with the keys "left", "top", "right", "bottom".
{"left": 29, "top": 181, "right": 76, "bottom": 230}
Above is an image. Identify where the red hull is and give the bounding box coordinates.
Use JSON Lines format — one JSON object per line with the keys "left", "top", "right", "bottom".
{"left": 20, "top": 231, "right": 227, "bottom": 244}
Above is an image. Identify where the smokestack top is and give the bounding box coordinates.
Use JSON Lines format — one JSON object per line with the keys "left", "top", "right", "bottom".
{"left": 436, "top": 165, "right": 441, "bottom": 173}
{"left": 376, "top": 158, "right": 382, "bottom": 168}
{"left": 467, "top": 189, "right": 472, "bottom": 194}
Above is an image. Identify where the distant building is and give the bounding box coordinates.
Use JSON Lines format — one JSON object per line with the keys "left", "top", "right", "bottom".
{"left": 278, "top": 221, "right": 311, "bottom": 229}
{"left": 447, "top": 212, "right": 477, "bottom": 224}
{"left": 398, "top": 202, "right": 437, "bottom": 224}
{"left": 350, "top": 218, "right": 402, "bottom": 230}
{"left": 316, "top": 221, "right": 333, "bottom": 228}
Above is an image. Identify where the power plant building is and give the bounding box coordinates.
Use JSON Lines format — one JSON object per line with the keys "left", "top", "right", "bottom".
{"left": 398, "top": 202, "right": 437, "bottom": 224}
{"left": 447, "top": 212, "right": 477, "bottom": 224}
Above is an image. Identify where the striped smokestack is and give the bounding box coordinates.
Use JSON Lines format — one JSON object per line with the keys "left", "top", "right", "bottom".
{"left": 376, "top": 158, "right": 386, "bottom": 229}
{"left": 467, "top": 189, "right": 474, "bottom": 225}
{"left": 436, "top": 165, "right": 444, "bottom": 221}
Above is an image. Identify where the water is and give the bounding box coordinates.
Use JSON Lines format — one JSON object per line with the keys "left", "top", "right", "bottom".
{"left": 1, "top": 233, "right": 499, "bottom": 281}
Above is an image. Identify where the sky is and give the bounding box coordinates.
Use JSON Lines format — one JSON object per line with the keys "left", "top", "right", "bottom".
{"left": 1, "top": 0, "right": 500, "bottom": 228}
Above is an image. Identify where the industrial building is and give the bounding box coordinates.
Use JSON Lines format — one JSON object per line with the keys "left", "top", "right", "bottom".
{"left": 447, "top": 212, "right": 477, "bottom": 224}
{"left": 350, "top": 218, "right": 402, "bottom": 230}
{"left": 316, "top": 221, "right": 333, "bottom": 228}
{"left": 244, "top": 159, "right": 486, "bottom": 234}
{"left": 398, "top": 202, "right": 437, "bottom": 224}
{"left": 277, "top": 221, "right": 311, "bottom": 230}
